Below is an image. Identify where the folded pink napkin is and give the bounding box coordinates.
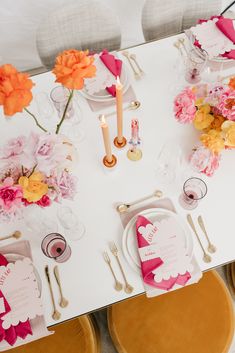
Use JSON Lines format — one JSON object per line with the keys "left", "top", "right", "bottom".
{"left": 136, "top": 216, "right": 163, "bottom": 288}
{"left": 100, "top": 49, "right": 122, "bottom": 96}
{"left": 216, "top": 17, "right": 235, "bottom": 44}
{"left": 0, "top": 254, "right": 32, "bottom": 346}
{"left": 136, "top": 215, "right": 191, "bottom": 291}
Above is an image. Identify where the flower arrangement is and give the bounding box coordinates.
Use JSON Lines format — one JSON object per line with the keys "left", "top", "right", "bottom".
{"left": 0, "top": 49, "right": 96, "bottom": 221}
{"left": 0, "top": 49, "right": 96, "bottom": 134}
{"left": 0, "top": 133, "right": 78, "bottom": 222}
{"left": 174, "top": 77, "right": 235, "bottom": 176}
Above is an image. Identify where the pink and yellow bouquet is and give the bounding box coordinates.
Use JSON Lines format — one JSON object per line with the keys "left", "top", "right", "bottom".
{"left": 0, "top": 49, "right": 97, "bottom": 221}
{"left": 174, "top": 77, "right": 235, "bottom": 176}
{"left": 0, "top": 132, "right": 77, "bottom": 222}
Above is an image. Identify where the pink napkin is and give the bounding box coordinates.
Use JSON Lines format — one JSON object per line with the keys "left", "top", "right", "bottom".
{"left": 216, "top": 17, "right": 235, "bottom": 43}
{"left": 195, "top": 16, "right": 235, "bottom": 59}
{"left": 100, "top": 49, "right": 122, "bottom": 97}
{"left": 0, "top": 254, "right": 32, "bottom": 346}
{"left": 136, "top": 216, "right": 163, "bottom": 288}
{"left": 136, "top": 215, "right": 191, "bottom": 291}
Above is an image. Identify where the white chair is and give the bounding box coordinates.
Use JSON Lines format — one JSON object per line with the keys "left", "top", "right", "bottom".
{"left": 142, "top": 0, "right": 222, "bottom": 41}
{"left": 36, "top": 0, "right": 121, "bottom": 69}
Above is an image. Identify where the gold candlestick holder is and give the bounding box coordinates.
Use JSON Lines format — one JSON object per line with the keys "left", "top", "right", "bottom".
{"left": 114, "top": 136, "right": 127, "bottom": 148}
{"left": 103, "top": 154, "right": 117, "bottom": 168}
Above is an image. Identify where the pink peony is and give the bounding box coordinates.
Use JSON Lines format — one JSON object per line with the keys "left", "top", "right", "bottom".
{"left": 1, "top": 136, "right": 26, "bottom": 160}
{"left": 47, "top": 170, "right": 77, "bottom": 202}
{"left": 36, "top": 195, "right": 51, "bottom": 207}
{"left": 174, "top": 88, "right": 196, "bottom": 123}
{"left": 189, "top": 146, "right": 220, "bottom": 177}
{"left": 202, "top": 153, "right": 220, "bottom": 177}
{"left": 0, "top": 177, "right": 23, "bottom": 211}
{"left": 217, "top": 89, "right": 235, "bottom": 121}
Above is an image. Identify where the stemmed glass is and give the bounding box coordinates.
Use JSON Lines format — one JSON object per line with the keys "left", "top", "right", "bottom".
{"left": 179, "top": 177, "right": 208, "bottom": 210}
{"left": 57, "top": 206, "right": 86, "bottom": 241}
{"left": 41, "top": 233, "right": 72, "bottom": 263}
{"left": 185, "top": 49, "right": 207, "bottom": 84}
{"left": 50, "top": 86, "right": 84, "bottom": 141}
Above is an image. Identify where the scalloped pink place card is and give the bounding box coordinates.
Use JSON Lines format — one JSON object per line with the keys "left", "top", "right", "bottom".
{"left": 0, "top": 258, "right": 43, "bottom": 330}
{"left": 191, "top": 18, "right": 235, "bottom": 58}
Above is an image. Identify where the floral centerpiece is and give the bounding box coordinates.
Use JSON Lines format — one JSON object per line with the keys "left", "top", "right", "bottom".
{"left": 0, "top": 49, "right": 96, "bottom": 221}
{"left": 174, "top": 77, "right": 235, "bottom": 176}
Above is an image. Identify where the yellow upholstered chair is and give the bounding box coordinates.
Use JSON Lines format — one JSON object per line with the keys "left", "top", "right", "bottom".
{"left": 108, "top": 271, "right": 234, "bottom": 353}
{"left": 11, "top": 315, "right": 100, "bottom": 353}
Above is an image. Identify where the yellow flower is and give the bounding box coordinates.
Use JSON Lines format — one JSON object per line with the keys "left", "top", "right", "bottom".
{"left": 18, "top": 172, "right": 48, "bottom": 202}
{"left": 204, "top": 115, "right": 225, "bottom": 133}
{"left": 221, "top": 121, "right": 235, "bottom": 147}
{"left": 200, "top": 129, "right": 225, "bottom": 154}
{"left": 193, "top": 104, "right": 214, "bottom": 130}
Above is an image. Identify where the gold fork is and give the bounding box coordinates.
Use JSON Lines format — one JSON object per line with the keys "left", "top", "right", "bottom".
{"left": 103, "top": 251, "right": 123, "bottom": 291}
{"left": 109, "top": 242, "right": 134, "bottom": 294}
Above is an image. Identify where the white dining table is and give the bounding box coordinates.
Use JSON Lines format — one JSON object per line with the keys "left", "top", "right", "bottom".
{"left": 0, "top": 33, "right": 234, "bottom": 328}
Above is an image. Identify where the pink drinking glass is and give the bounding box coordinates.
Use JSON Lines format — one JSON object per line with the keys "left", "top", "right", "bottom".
{"left": 185, "top": 50, "right": 207, "bottom": 84}
{"left": 41, "top": 233, "right": 71, "bottom": 263}
{"left": 179, "top": 177, "right": 207, "bottom": 210}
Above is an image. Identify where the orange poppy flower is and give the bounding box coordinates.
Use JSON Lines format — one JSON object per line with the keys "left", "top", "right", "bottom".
{"left": 229, "top": 77, "right": 235, "bottom": 90}
{"left": 0, "top": 64, "right": 34, "bottom": 116}
{"left": 52, "top": 49, "right": 96, "bottom": 90}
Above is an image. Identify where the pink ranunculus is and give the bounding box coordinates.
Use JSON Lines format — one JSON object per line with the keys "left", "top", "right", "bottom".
{"left": 36, "top": 195, "right": 51, "bottom": 207}
{"left": 0, "top": 177, "right": 23, "bottom": 211}
{"left": 174, "top": 87, "right": 196, "bottom": 123}
{"left": 205, "top": 84, "right": 227, "bottom": 107}
{"left": 217, "top": 89, "right": 235, "bottom": 121}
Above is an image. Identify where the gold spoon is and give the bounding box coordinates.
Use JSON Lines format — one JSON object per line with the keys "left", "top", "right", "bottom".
{"left": 53, "top": 265, "right": 69, "bottom": 308}
{"left": 116, "top": 190, "right": 163, "bottom": 213}
{"left": 0, "top": 231, "right": 22, "bottom": 241}
{"left": 173, "top": 41, "right": 184, "bottom": 57}
{"left": 106, "top": 100, "right": 141, "bottom": 117}
{"left": 197, "top": 216, "right": 216, "bottom": 254}
{"left": 187, "top": 214, "right": 212, "bottom": 263}
{"left": 178, "top": 38, "right": 188, "bottom": 56}
{"left": 45, "top": 265, "right": 61, "bottom": 320}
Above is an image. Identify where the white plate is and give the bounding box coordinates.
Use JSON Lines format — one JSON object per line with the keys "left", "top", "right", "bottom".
{"left": 4, "top": 253, "right": 42, "bottom": 296}
{"left": 122, "top": 208, "right": 194, "bottom": 273}
{"left": 189, "top": 33, "right": 233, "bottom": 63}
{"left": 80, "top": 63, "right": 130, "bottom": 102}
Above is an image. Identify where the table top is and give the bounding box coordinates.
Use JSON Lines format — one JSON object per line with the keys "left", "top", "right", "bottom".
{"left": 0, "top": 33, "right": 234, "bottom": 327}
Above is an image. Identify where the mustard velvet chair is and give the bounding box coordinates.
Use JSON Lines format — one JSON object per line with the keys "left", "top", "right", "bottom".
{"left": 108, "top": 271, "right": 234, "bottom": 353}
{"left": 11, "top": 315, "right": 101, "bottom": 353}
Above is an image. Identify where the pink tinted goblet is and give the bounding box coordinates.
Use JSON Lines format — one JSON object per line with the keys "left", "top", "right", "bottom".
{"left": 41, "top": 233, "right": 71, "bottom": 263}
{"left": 179, "top": 177, "right": 207, "bottom": 210}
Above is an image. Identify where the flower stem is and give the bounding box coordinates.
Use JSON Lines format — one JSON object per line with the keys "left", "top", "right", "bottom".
{"left": 24, "top": 108, "right": 47, "bottom": 132}
{"left": 56, "top": 89, "right": 74, "bottom": 134}
{"left": 28, "top": 164, "right": 37, "bottom": 177}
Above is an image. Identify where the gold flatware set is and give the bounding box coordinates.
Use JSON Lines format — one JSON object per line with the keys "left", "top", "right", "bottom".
{"left": 187, "top": 214, "right": 216, "bottom": 263}
{"left": 103, "top": 242, "right": 133, "bottom": 294}
{"left": 0, "top": 230, "right": 22, "bottom": 241}
{"left": 122, "top": 51, "right": 144, "bottom": 79}
{"left": 45, "top": 265, "right": 69, "bottom": 321}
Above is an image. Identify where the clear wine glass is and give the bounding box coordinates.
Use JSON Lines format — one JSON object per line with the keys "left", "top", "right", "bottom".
{"left": 57, "top": 206, "right": 86, "bottom": 241}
